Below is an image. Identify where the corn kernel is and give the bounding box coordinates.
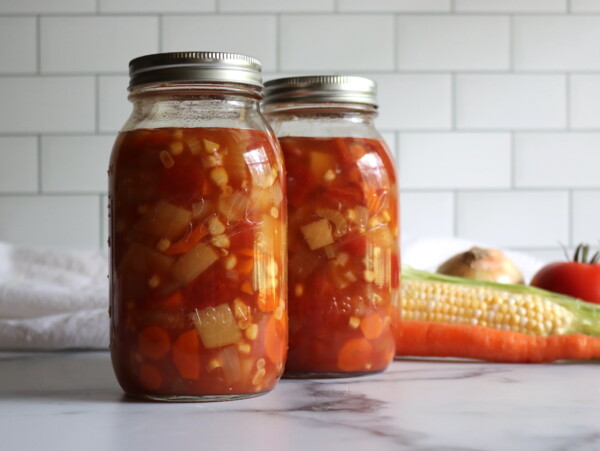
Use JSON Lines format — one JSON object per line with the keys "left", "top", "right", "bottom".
{"left": 212, "top": 234, "right": 230, "bottom": 248}
{"left": 156, "top": 238, "right": 171, "bottom": 252}
{"left": 324, "top": 169, "right": 335, "bottom": 181}
{"left": 210, "top": 167, "right": 228, "bottom": 188}
{"left": 364, "top": 270, "right": 375, "bottom": 283}
{"left": 381, "top": 209, "right": 391, "bottom": 223}
{"left": 294, "top": 283, "right": 304, "bottom": 297}
{"left": 270, "top": 207, "right": 279, "bottom": 218}
{"left": 148, "top": 274, "right": 160, "bottom": 288}
{"left": 160, "top": 151, "right": 174, "bottom": 168}
{"left": 223, "top": 254, "right": 237, "bottom": 270}
{"left": 169, "top": 141, "right": 184, "bottom": 156}
{"left": 349, "top": 316, "right": 360, "bottom": 329}
{"left": 238, "top": 343, "right": 251, "bottom": 354}
{"left": 245, "top": 324, "right": 258, "bottom": 340}
{"left": 256, "top": 358, "right": 265, "bottom": 370}
{"left": 172, "top": 129, "right": 184, "bottom": 140}
{"left": 207, "top": 358, "right": 221, "bottom": 371}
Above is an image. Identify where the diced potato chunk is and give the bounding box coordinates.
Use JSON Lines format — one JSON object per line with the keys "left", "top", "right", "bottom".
{"left": 171, "top": 243, "right": 219, "bottom": 284}
{"left": 301, "top": 219, "right": 334, "bottom": 250}
{"left": 191, "top": 303, "right": 243, "bottom": 349}
{"left": 136, "top": 201, "right": 192, "bottom": 240}
{"left": 317, "top": 208, "right": 348, "bottom": 238}
{"left": 367, "top": 225, "right": 394, "bottom": 247}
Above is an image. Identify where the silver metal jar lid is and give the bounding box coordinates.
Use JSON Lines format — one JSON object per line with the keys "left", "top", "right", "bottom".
{"left": 262, "top": 75, "right": 377, "bottom": 107}
{"left": 128, "top": 51, "right": 263, "bottom": 89}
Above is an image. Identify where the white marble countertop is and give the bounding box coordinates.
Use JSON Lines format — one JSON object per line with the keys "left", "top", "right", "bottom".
{"left": 1, "top": 351, "right": 599, "bottom": 451}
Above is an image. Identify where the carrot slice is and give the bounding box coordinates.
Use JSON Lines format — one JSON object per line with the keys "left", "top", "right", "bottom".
{"left": 162, "top": 290, "right": 183, "bottom": 308}
{"left": 337, "top": 338, "right": 373, "bottom": 372}
{"left": 139, "top": 363, "right": 162, "bottom": 390}
{"left": 360, "top": 314, "right": 384, "bottom": 340}
{"left": 265, "top": 316, "right": 285, "bottom": 364}
{"left": 138, "top": 326, "right": 171, "bottom": 360}
{"left": 164, "top": 224, "right": 208, "bottom": 256}
{"left": 172, "top": 330, "right": 201, "bottom": 380}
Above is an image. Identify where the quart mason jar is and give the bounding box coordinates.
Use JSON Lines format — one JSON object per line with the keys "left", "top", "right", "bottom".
{"left": 108, "top": 52, "right": 287, "bottom": 401}
{"left": 263, "top": 76, "right": 400, "bottom": 377}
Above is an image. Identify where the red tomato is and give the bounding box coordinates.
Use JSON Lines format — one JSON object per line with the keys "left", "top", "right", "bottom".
{"left": 531, "top": 261, "right": 600, "bottom": 304}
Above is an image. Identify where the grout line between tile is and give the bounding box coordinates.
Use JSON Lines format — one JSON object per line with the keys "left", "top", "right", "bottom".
{"left": 510, "top": 131, "right": 516, "bottom": 188}
{"left": 36, "top": 15, "right": 41, "bottom": 74}
{"left": 565, "top": 73, "right": 571, "bottom": 129}
{"left": 37, "top": 135, "right": 42, "bottom": 194}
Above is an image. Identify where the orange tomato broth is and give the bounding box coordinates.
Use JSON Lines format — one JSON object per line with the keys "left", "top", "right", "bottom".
{"left": 281, "top": 136, "right": 399, "bottom": 375}
{"left": 109, "top": 127, "right": 287, "bottom": 397}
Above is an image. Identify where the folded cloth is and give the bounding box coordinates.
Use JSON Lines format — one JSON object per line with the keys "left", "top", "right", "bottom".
{"left": 0, "top": 242, "right": 109, "bottom": 350}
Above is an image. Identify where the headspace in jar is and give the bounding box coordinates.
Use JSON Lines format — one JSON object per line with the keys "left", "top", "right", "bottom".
{"left": 263, "top": 76, "right": 400, "bottom": 377}
{"left": 109, "top": 52, "right": 287, "bottom": 401}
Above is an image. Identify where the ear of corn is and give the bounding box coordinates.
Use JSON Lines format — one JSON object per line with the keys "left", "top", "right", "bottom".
{"left": 401, "top": 266, "right": 600, "bottom": 337}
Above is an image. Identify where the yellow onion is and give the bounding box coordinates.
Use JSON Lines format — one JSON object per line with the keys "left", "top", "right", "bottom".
{"left": 436, "top": 246, "right": 524, "bottom": 285}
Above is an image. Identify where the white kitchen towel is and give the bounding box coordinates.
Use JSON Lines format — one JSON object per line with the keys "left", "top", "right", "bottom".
{"left": 0, "top": 242, "right": 109, "bottom": 350}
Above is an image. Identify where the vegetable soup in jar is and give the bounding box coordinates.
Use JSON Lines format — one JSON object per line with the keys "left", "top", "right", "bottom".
{"left": 263, "top": 76, "right": 400, "bottom": 377}
{"left": 108, "top": 52, "right": 287, "bottom": 401}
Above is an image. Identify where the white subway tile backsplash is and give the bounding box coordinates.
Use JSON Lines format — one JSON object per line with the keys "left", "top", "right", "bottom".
{"left": 570, "top": 75, "right": 600, "bottom": 129}
{"left": 399, "top": 133, "right": 511, "bottom": 189}
{"left": 571, "top": 0, "right": 600, "bottom": 12}
{"left": 280, "top": 15, "right": 394, "bottom": 71}
{"left": 515, "top": 133, "right": 600, "bottom": 188}
{"left": 396, "top": 16, "right": 509, "bottom": 71}
{"left": 0, "top": 18, "right": 36, "bottom": 74}
{"left": 0, "top": 0, "right": 95, "bottom": 14}
{"left": 98, "top": 76, "right": 130, "bottom": 133}
{"left": 162, "top": 15, "right": 277, "bottom": 71}
{"left": 456, "top": 75, "right": 566, "bottom": 129}
{"left": 0, "top": 77, "right": 95, "bottom": 133}
{"left": 0, "top": 196, "right": 100, "bottom": 248}
{"left": 514, "top": 16, "right": 600, "bottom": 70}
{"left": 0, "top": 137, "right": 38, "bottom": 193}
{"left": 572, "top": 191, "right": 600, "bottom": 245}
{"left": 41, "top": 136, "right": 113, "bottom": 193}
{"left": 457, "top": 191, "right": 569, "bottom": 247}
{"left": 338, "top": 0, "right": 451, "bottom": 12}
{"left": 370, "top": 74, "right": 452, "bottom": 130}
{"left": 99, "top": 0, "right": 215, "bottom": 13}
{"left": 41, "top": 17, "right": 158, "bottom": 73}
{"left": 455, "top": 0, "right": 566, "bottom": 12}
{"left": 220, "top": 0, "right": 334, "bottom": 12}
{"left": 400, "top": 192, "right": 454, "bottom": 238}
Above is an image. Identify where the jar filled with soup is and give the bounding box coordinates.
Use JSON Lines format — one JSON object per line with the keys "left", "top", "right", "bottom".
{"left": 263, "top": 76, "right": 399, "bottom": 377}
{"left": 108, "top": 52, "right": 287, "bottom": 401}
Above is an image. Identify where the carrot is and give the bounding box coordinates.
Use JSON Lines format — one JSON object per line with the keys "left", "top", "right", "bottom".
{"left": 138, "top": 326, "right": 171, "bottom": 360}
{"left": 162, "top": 290, "right": 183, "bottom": 308}
{"left": 337, "top": 338, "right": 373, "bottom": 372}
{"left": 164, "top": 224, "right": 208, "bottom": 255}
{"left": 172, "top": 330, "right": 201, "bottom": 380}
{"left": 360, "top": 314, "right": 384, "bottom": 340}
{"left": 396, "top": 321, "right": 600, "bottom": 363}
{"left": 265, "top": 316, "right": 286, "bottom": 364}
{"left": 139, "top": 363, "right": 163, "bottom": 390}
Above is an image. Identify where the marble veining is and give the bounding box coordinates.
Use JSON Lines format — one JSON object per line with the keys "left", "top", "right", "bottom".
{"left": 1, "top": 352, "right": 599, "bottom": 451}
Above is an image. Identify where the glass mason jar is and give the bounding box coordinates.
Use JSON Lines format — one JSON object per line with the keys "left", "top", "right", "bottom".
{"left": 263, "top": 76, "right": 400, "bottom": 377}
{"left": 108, "top": 52, "right": 287, "bottom": 401}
